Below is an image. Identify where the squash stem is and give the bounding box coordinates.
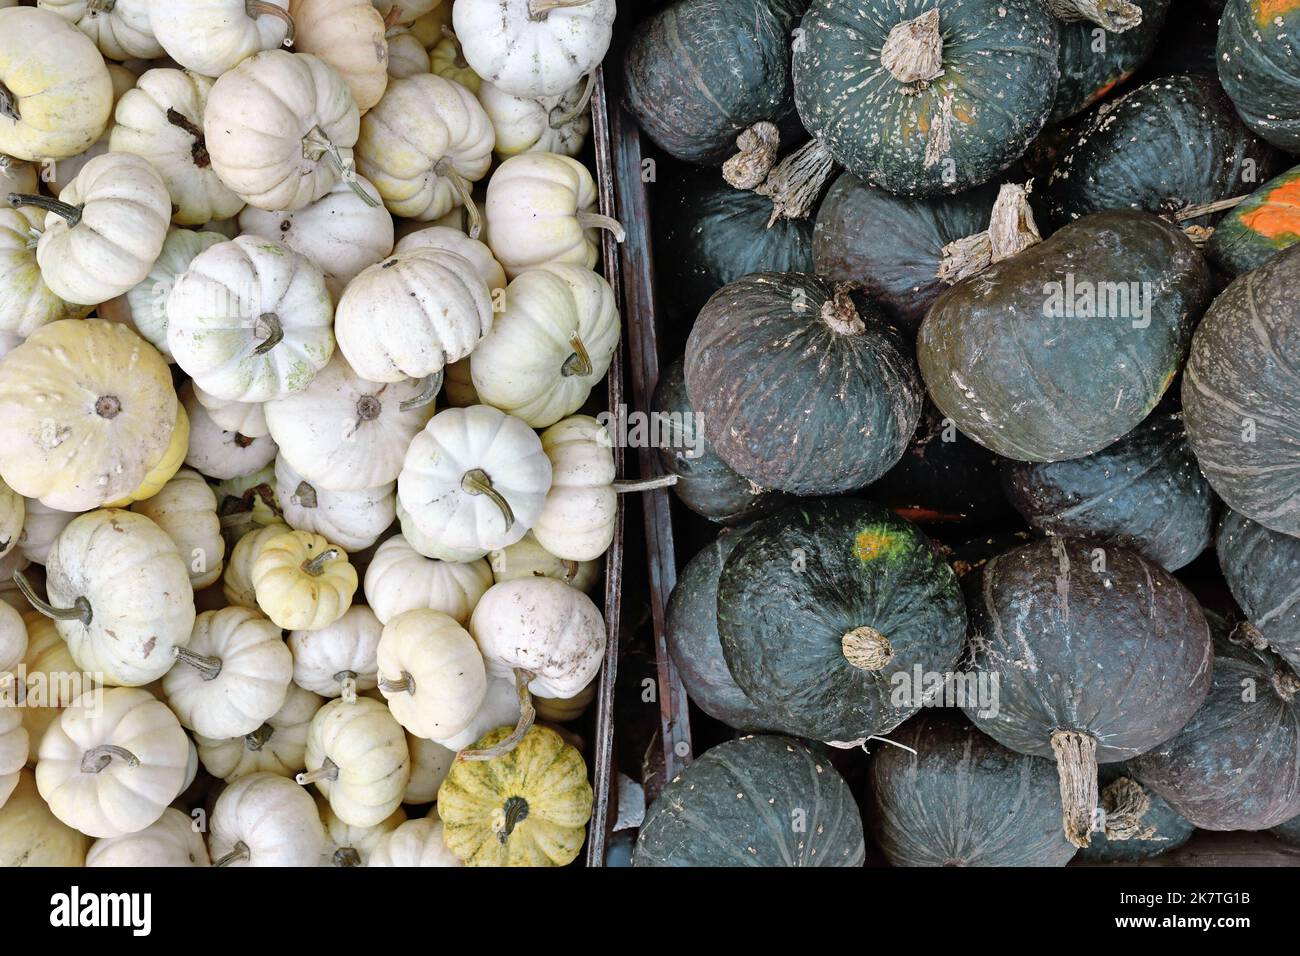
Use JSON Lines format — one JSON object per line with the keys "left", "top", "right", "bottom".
{"left": 302, "top": 126, "right": 380, "bottom": 208}
{"left": 356, "top": 393, "right": 383, "bottom": 421}
{"left": 1097, "top": 777, "right": 1156, "bottom": 841}
{"left": 252, "top": 312, "right": 283, "bottom": 355}
{"left": 1050, "top": 729, "right": 1099, "bottom": 849}
{"left": 214, "top": 841, "right": 250, "bottom": 867}
{"left": 246, "top": 0, "right": 296, "bottom": 46}
{"left": 753, "top": 139, "right": 836, "bottom": 226}
{"left": 880, "top": 9, "right": 944, "bottom": 86}
{"left": 820, "top": 284, "right": 866, "bottom": 336}
{"left": 575, "top": 210, "right": 626, "bottom": 242}
{"left": 295, "top": 756, "right": 340, "bottom": 786}
{"left": 938, "top": 183, "right": 1041, "bottom": 284}
{"left": 165, "top": 107, "right": 211, "bottom": 169}
{"left": 0, "top": 82, "right": 17, "bottom": 123}
{"left": 399, "top": 368, "right": 443, "bottom": 412}
{"left": 528, "top": 0, "right": 593, "bottom": 19}
{"left": 300, "top": 548, "right": 340, "bottom": 577}
{"left": 334, "top": 846, "right": 362, "bottom": 867}
{"left": 549, "top": 72, "right": 598, "bottom": 128}
{"left": 434, "top": 160, "right": 482, "bottom": 239}
{"left": 1175, "top": 195, "right": 1247, "bottom": 221}
{"left": 461, "top": 468, "right": 515, "bottom": 530}
{"left": 1044, "top": 0, "right": 1142, "bottom": 32}
{"left": 173, "top": 645, "right": 223, "bottom": 681}
{"left": 81, "top": 744, "right": 140, "bottom": 774}
{"left": 333, "top": 670, "right": 358, "bottom": 703}
{"left": 87, "top": 0, "right": 117, "bottom": 12}
{"left": 458, "top": 668, "right": 536, "bottom": 762}
{"left": 496, "top": 796, "right": 530, "bottom": 844}
{"left": 7, "top": 193, "right": 83, "bottom": 227}
{"left": 841, "top": 626, "right": 893, "bottom": 670}
{"left": 244, "top": 723, "right": 275, "bottom": 751}
{"left": 13, "top": 571, "right": 93, "bottom": 626}
{"left": 378, "top": 670, "right": 415, "bottom": 695}
{"left": 722, "top": 121, "right": 780, "bottom": 191}
{"left": 561, "top": 332, "right": 593, "bottom": 378}
{"left": 292, "top": 480, "right": 318, "bottom": 510}
{"left": 613, "top": 474, "right": 678, "bottom": 493}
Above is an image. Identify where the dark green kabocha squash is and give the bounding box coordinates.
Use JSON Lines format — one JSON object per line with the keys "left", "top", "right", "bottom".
{"left": 1045, "top": 74, "right": 1280, "bottom": 228}
{"left": 918, "top": 209, "right": 1213, "bottom": 463}
{"left": 685, "top": 274, "right": 923, "bottom": 495}
{"left": 621, "top": 0, "right": 809, "bottom": 165}
{"left": 1206, "top": 164, "right": 1300, "bottom": 277}
{"left": 665, "top": 528, "right": 774, "bottom": 730}
{"left": 633, "top": 735, "right": 865, "bottom": 866}
{"left": 1272, "top": 814, "right": 1300, "bottom": 848}
{"left": 1182, "top": 242, "right": 1300, "bottom": 536}
{"left": 1130, "top": 612, "right": 1300, "bottom": 831}
{"left": 961, "top": 536, "right": 1213, "bottom": 847}
{"left": 792, "top": 0, "right": 1060, "bottom": 197}
{"left": 867, "top": 713, "right": 1077, "bottom": 867}
{"left": 654, "top": 166, "right": 814, "bottom": 329}
{"left": 717, "top": 498, "right": 967, "bottom": 744}
{"left": 1048, "top": 0, "right": 1170, "bottom": 122}
{"left": 1074, "top": 764, "right": 1196, "bottom": 863}
{"left": 1216, "top": 508, "right": 1300, "bottom": 673}
{"left": 1218, "top": 0, "right": 1300, "bottom": 152}
{"left": 652, "top": 358, "right": 789, "bottom": 525}
{"left": 1001, "top": 411, "right": 1216, "bottom": 572}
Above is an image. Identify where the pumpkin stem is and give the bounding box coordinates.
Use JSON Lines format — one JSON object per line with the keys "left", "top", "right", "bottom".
{"left": 333, "top": 846, "right": 362, "bottom": 867}
{"left": 214, "top": 841, "right": 250, "bottom": 867}
{"left": 461, "top": 467, "right": 515, "bottom": 530}
{"left": 434, "top": 160, "right": 482, "bottom": 239}
{"left": 496, "top": 795, "right": 530, "bottom": 843}
{"left": 1043, "top": 0, "right": 1142, "bottom": 32}
{"left": 528, "top": 0, "right": 592, "bottom": 19}
{"left": 13, "top": 571, "right": 93, "bottom": 626}
{"left": 166, "top": 107, "right": 211, "bottom": 169}
{"left": 300, "top": 547, "right": 340, "bottom": 577}
{"left": 1174, "top": 194, "right": 1247, "bottom": 222}
{"left": 840, "top": 626, "right": 893, "bottom": 670}
{"left": 252, "top": 312, "right": 283, "bottom": 355}
{"left": 245, "top": 0, "right": 296, "bottom": 46}
{"left": 575, "top": 210, "right": 626, "bottom": 242}
{"left": 81, "top": 744, "right": 140, "bottom": 774}
{"left": 0, "top": 82, "right": 17, "bottom": 122}
{"left": 173, "top": 645, "right": 224, "bottom": 681}
{"left": 378, "top": 670, "right": 415, "bottom": 695}
{"left": 334, "top": 670, "right": 358, "bottom": 703}
{"left": 291, "top": 480, "right": 318, "bottom": 510}
{"left": 613, "top": 474, "right": 678, "bottom": 493}
{"left": 938, "top": 183, "right": 1041, "bottom": 284}
{"left": 722, "top": 121, "right": 781, "bottom": 191}
{"left": 302, "top": 126, "right": 380, "bottom": 208}
{"left": 560, "top": 559, "right": 580, "bottom": 584}
{"left": 457, "top": 668, "right": 536, "bottom": 762}
{"left": 7, "top": 193, "right": 83, "bottom": 227}
{"left": 549, "top": 71, "right": 598, "bottom": 128}
{"left": 1272, "top": 670, "right": 1300, "bottom": 703}
{"left": 820, "top": 284, "right": 866, "bottom": 336}
{"left": 95, "top": 395, "right": 121, "bottom": 419}
{"left": 356, "top": 393, "right": 383, "bottom": 421}
{"left": 244, "top": 723, "right": 275, "bottom": 751}
{"left": 87, "top": 0, "right": 117, "bottom": 11}
{"left": 399, "top": 369, "right": 443, "bottom": 412}
{"left": 1050, "top": 728, "right": 1099, "bottom": 848}
{"left": 880, "top": 9, "right": 945, "bottom": 86}
{"left": 1229, "top": 619, "right": 1270, "bottom": 651}
{"left": 753, "top": 139, "right": 837, "bottom": 226}
{"left": 1097, "top": 776, "right": 1158, "bottom": 841}
{"left": 561, "top": 332, "right": 593, "bottom": 378}
{"left": 295, "top": 756, "right": 340, "bottom": 786}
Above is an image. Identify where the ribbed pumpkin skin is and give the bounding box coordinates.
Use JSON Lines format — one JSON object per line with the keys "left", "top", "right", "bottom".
{"left": 652, "top": 358, "right": 790, "bottom": 525}
{"left": 868, "top": 714, "right": 1077, "bottom": 867}
{"left": 1130, "top": 615, "right": 1300, "bottom": 831}
{"left": 918, "top": 210, "right": 1212, "bottom": 463}
{"left": 812, "top": 174, "right": 995, "bottom": 330}
{"left": 717, "top": 498, "right": 967, "bottom": 743}
{"left": 1001, "top": 412, "right": 1215, "bottom": 572}
{"left": 666, "top": 529, "right": 775, "bottom": 730}
{"left": 633, "top": 735, "right": 865, "bottom": 867}
{"left": 655, "top": 167, "right": 813, "bottom": 329}
{"left": 1046, "top": 75, "right": 1280, "bottom": 228}
{"left": 1182, "top": 243, "right": 1300, "bottom": 536}
{"left": 1075, "top": 764, "right": 1195, "bottom": 863}
{"left": 1207, "top": 164, "right": 1300, "bottom": 277}
{"left": 1049, "top": 0, "right": 1169, "bottom": 122}
{"left": 792, "top": 0, "right": 1059, "bottom": 197}
{"left": 962, "top": 537, "right": 1213, "bottom": 764}
{"left": 685, "top": 273, "right": 923, "bottom": 495}
{"left": 622, "top": 0, "right": 810, "bottom": 165}
{"left": 1217, "top": 0, "right": 1300, "bottom": 151}
{"left": 1216, "top": 508, "right": 1300, "bottom": 673}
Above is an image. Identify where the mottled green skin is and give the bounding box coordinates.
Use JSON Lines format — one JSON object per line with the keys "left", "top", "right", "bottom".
{"left": 622, "top": 0, "right": 810, "bottom": 165}
{"left": 962, "top": 537, "right": 1213, "bottom": 764}
{"left": 1001, "top": 412, "right": 1215, "bottom": 572}
{"left": 717, "top": 498, "right": 966, "bottom": 743}
{"left": 1046, "top": 75, "right": 1281, "bottom": 228}
{"left": 793, "top": 0, "right": 1059, "bottom": 196}
{"left": 1076, "top": 763, "right": 1195, "bottom": 863}
{"left": 1049, "top": 0, "right": 1169, "bottom": 122}
{"left": 1207, "top": 164, "right": 1300, "bottom": 277}
{"left": 1130, "top": 614, "right": 1300, "bottom": 831}
{"left": 918, "top": 210, "right": 1212, "bottom": 463}
{"left": 1218, "top": 0, "right": 1300, "bottom": 152}
{"left": 633, "top": 735, "right": 865, "bottom": 867}
{"left": 1216, "top": 508, "right": 1300, "bottom": 673}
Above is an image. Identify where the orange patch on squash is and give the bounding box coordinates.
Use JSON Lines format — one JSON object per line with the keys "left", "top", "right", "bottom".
{"left": 953, "top": 106, "right": 974, "bottom": 125}
{"left": 854, "top": 526, "right": 903, "bottom": 563}
{"left": 1093, "top": 77, "right": 1120, "bottom": 101}
{"left": 1240, "top": 175, "right": 1300, "bottom": 240}
{"left": 1253, "top": 0, "right": 1300, "bottom": 27}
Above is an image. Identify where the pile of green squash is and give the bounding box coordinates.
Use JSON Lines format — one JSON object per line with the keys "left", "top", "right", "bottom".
{"left": 626, "top": 0, "right": 1300, "bottom": 866}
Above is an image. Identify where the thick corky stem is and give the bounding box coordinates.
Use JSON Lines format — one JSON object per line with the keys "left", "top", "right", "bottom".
{"left": 754, "top": 139, "right": 837, "bottom": 225}
{"left": 81, "top": 744, "right": 139, "bottom": 774}
{"left": 378, "top": 671, "right": 414, "bottom": 695}
{"left": 334, "top": 670, "right": 358, "bottom": 703}
{"left": 246, "top": 0, "right": 296, "bottom": 45}
{"left": 841, "top": 626, "right": 893, "bottom": 670}
{"left": 561, "top": 333, "right": 593, "bottom": 378}
{"left": 8, "top": 193, "right": 83, "bottom": 227}
{"left": 495, "top": 795, "right": 529, "bottom": 844}
{"left": 1044, "top": 0, "right": 1142, "bottom": 32}
{"left": 575, "top": 210, "right": 626, "bottom": 242}
{"left": 173, "top": 646, "right": 223, "bottom": 681}
{"left": 292, "top": 481, "right": 318, "bottom": 510}
{"left": 252, "top": 312, "right": 283, "bottom": 355}
{"left": 295, "top": 756, "right": 339, "bottom": 786}
{"left": 881, "top": 9, "right": 945, "bottom": 86}
{"left": 723, "top": 122, "right": 781, "bottom": 190}
{"left": 399, "top": 370, "right": 443, "bottom": 412}
{"left": 334, "top": 847, "right": 362, "bottom": 867}
{"left": 1099, "top": 776, "right": 1157, "bottom": 841}
{"left": 1175, "top": 195, "right": 1248, "bottom": 221}
{"left": 458, "top": 668, "right": 536, "bottom": 761}
{"left": 820, "top": 284, "right": 866, "bottom": 336}
{"left": 301, "top": 548, "right": 340, "bottom": 576}
{"left": 938, "top": 183, "right": 1042, "bottom": 284}
{"left": 214, "top": 842, "right": 250, "bottom": 867}
{"left": 245, "top": 723, "right": 274, "bottom": 751}
{"left": 166, "top": 108, "right": 211, "bottom": 169}
{"left": 1051, "top": 729, "right": 1099, "bottom": 848}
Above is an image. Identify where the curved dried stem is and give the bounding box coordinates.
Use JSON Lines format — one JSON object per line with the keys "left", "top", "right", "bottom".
{"left": 457, "top": 668, "right": 536, "bottom": 761}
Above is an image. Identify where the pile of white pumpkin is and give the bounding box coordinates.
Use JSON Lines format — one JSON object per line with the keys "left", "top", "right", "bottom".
{"left": 0, "top": 0, "right": 625, "bottom": 867}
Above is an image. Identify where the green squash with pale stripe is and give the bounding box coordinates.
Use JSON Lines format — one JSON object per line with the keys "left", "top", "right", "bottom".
{"left": 1218, "top": 0, "right": 1300, "bottom": 152}
{"left": 1207, "top": 164, "right": 1300, "bottom": 277}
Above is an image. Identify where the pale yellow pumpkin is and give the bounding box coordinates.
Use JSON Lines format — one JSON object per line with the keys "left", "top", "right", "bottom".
{"left": 208, "top": 771, "right": 325, "bottom": 867}
{"left": 0, "top": 478, "right": 21, "bottom": 561}
{"left": 375, "top": 608, "right": 486, "bottom": 740}
{"left": 41, "top": 0, "right": 164, "bottom": 62}
{"left": 223, "top": 521, "right": 291, "bottom": 608}
{"left": 86, "top": 807, "right": 210, "bottom": 867}
{"left": 429, "top": 34, "right": 480, "bottom": 92}
{"left": 488, "top": 530, "right": 602, "bottom": 593}
{"left": 15, "top": 611, "right": 89, "bottom": 757}
{"left": 0, "top": 206, "right": 91, "bottom": 338}
{"left": 319, "top": 800, "right": 404, "bottom": 866}
{"left": 150, "top": 0, "right": 295, "bottom": 77}
{"left": 402, "top": 733, "right": 454, "bottom": 804}
{"left": 104, "top": 402, "right": 190, "bottom": 508}
{"left": 367, "top": 814, "right": 461, "bottom": 866}
{"left": 385, "top": 28, "right": 429, "bottom": 78}
{"left": 291, "top": 0, "right": 388, "bottom": 113}
{"left": 298, "top": 696, "right": 409, "bottom": 828}
{"left": 0, "top": 599, "right": 24, "bottom": 678}
{"left": 251, "top": 529, "right": 357, "bottom": 630}
{"left": 0, "top": 770, "right": 89, "bottom": 866}
{"left": 130, "top": 467, "right": 224, "bottom": 590}
{"left": 287, "top": 605, "right": 381, "bottom": 700}
{"left": 0, "top": 704, "right": 27, "bottom": 809}
{"left": 194, "top": 683, "right": 324, "bottom": 783}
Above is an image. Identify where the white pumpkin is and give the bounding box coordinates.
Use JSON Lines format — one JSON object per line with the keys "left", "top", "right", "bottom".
{"left": 442, "top": 357, "right": 479, "bottom": 407}
{"left": 163, "top": 606, "right": 293, "bottom": 739}
{"left": 484, "top": 152, "right": 622, "bottom": 278}
{"left": 363, "top": 534, "right": 492, "bottom": 625}
{"left": 319, "top": 801, "right": 404, "bottom": 866}
{"left": 238, "top": 173, "right": 393, "bottom": 301}
{"left": 385, "top": 28, "right": 429, "bottom": 78}
{"left": 150, "top": 0, "right": 294, "bottom": 77}
{"left": 489, "top": 530, "right": 602, "bottom": 593}
{"left": 432, "top": 671, "right": 522, "bottom": 751}
{"left": 367, "top": 815, "right": 461, "bottom": 867}
{"left": 14, "top": 611, "right": 89, "bottom": 758}
{"left": 40, "top": 0, "right": 164, "bottom": 61}
{"left": 0, "top": 599, "right": 24, "bottom": 678}
{"left": 191, "top": 383, "right": 269, "bottom": 438}
{"left": 17, "top": 499, "right": 75, "bottom": 565}
{"left": 209, "top": 771, "right": 326, "bottom": 866}
{"left": 181, "top": 382, "right": 279, "bottom": 480}
{"left": 17, "top": 152, "right": 170, "bottom": 305}
{"left": 398, "top": 405, "right": 552, "bottom": 560}
{"left": 222, "top": 520, "right": 290, "bottom": 608}
{"left": 393, "top": 224, "right": 506, "bottom": 292}
{"left": 264, "top": 353, "right": 434, "bottom": 492}
{"left": 287, "top": 604, "right": 381, "bottom": 700}
{"left": 86, "top": 807, "right": 210, "bottom": 867}
{"left": 354, "top": 73, "right": 494, "bottom": 224}
{"left": 0, "top": 207, "right": 90, "bottom": 339}
{"left": 479, "top": 78, "right": 591, "bottom": 159}
{"left": 0, "top": 478, "right": 21, "bottom": 561}
{"left": 41, "top": 61, "right": 134, "bottom": 200}
{"left": 453, "top": 0, "right": 613, "bottom": 98}
{"left": 37, "top": 509, "right": 195, "bottom": 686}
{"left": 213, "top": 464, "right": 280, "bottom": 551}
{"left": 194, "top": 683, "right": 323, "bottom": 782}
{"left": 251, "top": 529, "right": 358, "bottom": 630}
{"left": 0, "top": 156, "right": 38, "bottom": 196}
{"left": 0, "top": 770, "right": 89, "bottom": 866}
{"left": 0, "top": 7, "right": 114, "bottom": 162}
{"left": 533, "top": 414, "right": 623, "bottom": 561}
{"left": 402, "top": 733, "right": 453, "bottom": 804}
{"left": 203, "top": 50, "right": 363, "bottom": 211}
{"left": 109, "top": 68, "right": 245, "bottom": 225}
{"left": 36, "top": 687, "right": 189, "bottom": 838}
{"left": 395, "top": 498, "right": 487, "bottom": 564}
{"left": 167, "top": 235, "right": 335, "bottom": 403}
{"left": 0, "top": 704, "right": 26, "bottom": 809}
{"left": 98, "top": 228, "right": 226, "bottom": 360}
{"left": 297, "top": 696, "right": 409, "bottom": 828}
{"left": 375, "top": 608, "right": 486, "bottom": 740}
{"left": 290, "top": 0, "right": 388, "bottom": 113}
{"left": 276, "top": 458, "right": 393, "bottom": 553}
{"left": 470, "top": 264, "right": 619, "bottom": 428}
{"left": 130, "top": 467, "right": 225, "bottom": 590}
